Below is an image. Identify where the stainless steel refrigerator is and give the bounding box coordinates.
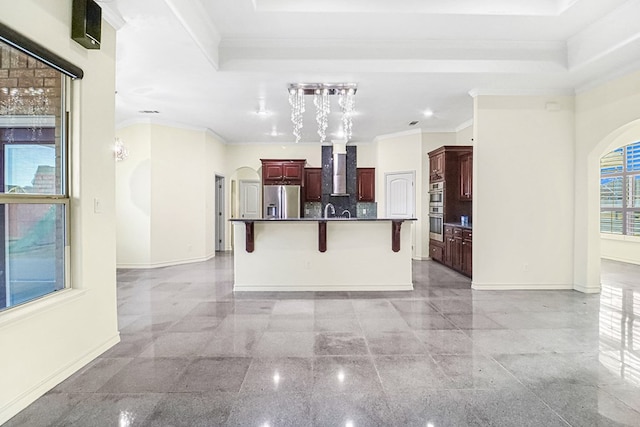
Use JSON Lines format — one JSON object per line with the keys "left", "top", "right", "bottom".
{"left": 263, "top": 185, "right": 301, "bottom": 219}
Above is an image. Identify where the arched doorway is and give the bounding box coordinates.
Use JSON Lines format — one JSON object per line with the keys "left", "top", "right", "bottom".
{"left": 587, "top": 119, "right": 640, "bottom": 290}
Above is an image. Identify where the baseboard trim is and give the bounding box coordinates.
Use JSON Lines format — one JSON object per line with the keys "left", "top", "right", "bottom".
{"left": 117, "top": 253, "right": 215, "bottom": 269}
{"left": 234, "top": 283, "right": 414, "bottom": 292}
{"left": 471, "top": 282, "right": 574, "bottom": 291}
{"left": 0, "top": 333, "right": 121, "bottom": 425}
{"left": 573, "top": 283, "right": 602, "bottom": 294}
{"left": 601, "top": 255, "right": 640, "bottom": 266}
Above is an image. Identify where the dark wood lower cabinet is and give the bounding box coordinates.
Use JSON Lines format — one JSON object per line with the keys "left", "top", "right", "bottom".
{"left": 429, "top": 241, "right": 443, "bottom": 263}
{"left": 462, "top": 230, "right": 472, "bottom": 277}
{"left": 433, "top": 225, "right": 471, "bottom": 278}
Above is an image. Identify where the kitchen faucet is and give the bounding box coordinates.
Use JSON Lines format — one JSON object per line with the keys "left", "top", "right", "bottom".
{"left": 324, "top": 203, "right": 335, "bottom": 218}
{"left": 341, "top": 210, "right": 351, "bottom": 218}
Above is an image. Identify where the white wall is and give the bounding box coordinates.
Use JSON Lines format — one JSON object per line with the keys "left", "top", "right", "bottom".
{"left": 205, "top": 131, "right": 227, "bottom": 255}
{"left": 0, "top": 2, "right": 118, "bottom": 423}
{"left": 575, "top": 71, "right": 640, "bottom": 291}
{"left": 376, "top": 130, "right": 424, "bottom": 258}
{"left": 456, "top": 123, "right": 474, "bottom": 145}
{"left": 602, "top": 235, "right": 640, "bottom": 265}
{"left": 116, "top": 123, "right": 226, "bottom": 266}
{"left": 150, "top": 125, "right": 207, "bottom": 265}
{"left": 225, "top": 142, "right": 321, "bottom": 171}
{"left": 473, "top": 95, "right": 575, "bottom": 290}
{"left": 354, "top": 142, "right": 377, "bottom": 167}
{"left": 115, "top": 124, "right": 151, "bottom": 265}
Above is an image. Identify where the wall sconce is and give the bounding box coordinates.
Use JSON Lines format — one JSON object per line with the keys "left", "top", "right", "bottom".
{"left": 114, "top": 137, "right": 128, "bottom": 161}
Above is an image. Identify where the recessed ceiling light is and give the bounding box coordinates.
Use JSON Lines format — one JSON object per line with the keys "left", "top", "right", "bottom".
{"left": 423, "top": 110, "right": 434, "bottom": 118}
{"left": 256, "top": 99, "right": 270, "bottom": 116}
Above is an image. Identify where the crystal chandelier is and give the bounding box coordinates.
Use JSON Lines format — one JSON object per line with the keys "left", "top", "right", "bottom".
{"left": 288, "top": 83, "right": 357, "bottom": 143}
{"left": 114, "top": 138, "right": 129, "bottom": 161}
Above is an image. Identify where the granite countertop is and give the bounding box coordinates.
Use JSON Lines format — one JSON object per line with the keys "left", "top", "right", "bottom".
{"left": 444, "top": 222, "right": 473, "bottom": 230}
{"left": 230, "top": 218, "right": 417, "bottom": 222}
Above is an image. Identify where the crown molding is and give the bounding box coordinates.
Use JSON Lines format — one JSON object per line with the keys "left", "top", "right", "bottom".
{"left": 455, "top": 119, "right": 474, "bottom": 132}
{"left": 116, "top": 117, "right": 228, "bottom": 144}
{"left": 95, "top": 2, "right": 126, "bottom": 31}
{"left": 251, "top": 0, "right": 565, "bottom": 16}
{"left": 468, "top": 88, "right": 574, "bottom": 98}
{"left": 374, "top": 128, "right": 423, "bottom": 143}
{"left": 574, "top": 59, "right": 640, "bottom": 94}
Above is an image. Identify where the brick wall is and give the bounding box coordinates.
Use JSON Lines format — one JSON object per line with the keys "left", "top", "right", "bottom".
{"left": 0, "top": 43, "right": 62, "bottom": 127}
{"left": 1, "top": 41, "right": 63, "bottom": 241}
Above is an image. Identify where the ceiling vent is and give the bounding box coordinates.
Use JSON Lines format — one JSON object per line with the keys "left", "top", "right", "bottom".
{"left": 139, "top": 110, "right": 160, "bottom": 114}
{"left": 409, "top": 120, "right": 419, "bottom": 126}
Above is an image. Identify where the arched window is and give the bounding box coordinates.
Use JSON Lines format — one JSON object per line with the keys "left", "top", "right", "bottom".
{"left": 600, "top": 141, "right": 640, "bottom": 235}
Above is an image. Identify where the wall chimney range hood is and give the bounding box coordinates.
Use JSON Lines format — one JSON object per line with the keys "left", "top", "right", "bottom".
{"left": 331, "top": 141, "right": 349, "bottom": 196}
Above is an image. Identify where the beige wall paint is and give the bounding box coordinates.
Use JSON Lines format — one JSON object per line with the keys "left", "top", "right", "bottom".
{"left": 575, "top": 71, "right": 640, "bottom": 290}
{"left": 0, "top": 2, "right": 118, "bottom": 423}
{"left": 116, "top": 124, "right": 151, "bottom": 265}
{"left": 473, "top": 95, "right": 575, "bottom": 290}
{"left": 150, "top": 125, "right": 208, "bottom": 264}
{"left": 602, "top": 236, "right": 640, "bottom": 265}
{"left": 456, "top": 124, "right": 474, "bottom": 145}
{"left": 376, "top": 131, "right": 423, "bottom": 258}
{"left": 205, "top": 131, "right": 228, "bottom": 255}
{"left": 225, "top": 143, "right": 321, "bottom": 171}
{"left": 116, "top": 123, "right": 227, "bottom": 266}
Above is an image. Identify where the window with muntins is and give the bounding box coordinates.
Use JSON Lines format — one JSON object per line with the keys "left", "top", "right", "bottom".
{"left": 0, "top": 40, "right": 69, "bottom": 311}
{"left": 600, "top": 141, "right": 640, "bottom": 236}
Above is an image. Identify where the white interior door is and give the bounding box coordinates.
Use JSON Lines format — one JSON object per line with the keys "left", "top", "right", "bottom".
{"left": 239, "top": 180, "right": 261, "bottom": 219}
{"left": 385, "top": 171, "right": 415, "bottom": 218}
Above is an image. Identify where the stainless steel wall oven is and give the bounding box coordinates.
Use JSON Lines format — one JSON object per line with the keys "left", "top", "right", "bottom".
{"left": 428, "top": 182, "right": 444, "bottom": 241}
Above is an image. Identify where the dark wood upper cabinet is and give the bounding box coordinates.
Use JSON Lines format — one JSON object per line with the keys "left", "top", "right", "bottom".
{"left": 357, "top": 168, "right": 375, "bottom": 202}
{"left": 261, "top": 159, "right": 306, "bottom": 185}
{"left": 264, "top": 163, "right": 284, "bottom": 181}
{"left": 459, "top": 152, "right": 473, "bottom": 201}
{"left": 304, "top": 168, "right": 322, "bottom": 202}
{"left": 429, "top": 150, "right": 445, "bottom": 182}
{"left": 283, "top": 163, "right": 303, "bottom": 180}
{"left": 428, "top": 146, "right": 473, "bottom": 278}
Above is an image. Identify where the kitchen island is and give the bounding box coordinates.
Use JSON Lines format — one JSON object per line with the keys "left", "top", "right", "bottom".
{"left": 231, "top": 218, "right": 416, "bottom": 291}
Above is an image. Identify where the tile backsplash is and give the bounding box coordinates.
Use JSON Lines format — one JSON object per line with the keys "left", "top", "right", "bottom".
{"left": 356, "top": 202, "right": 377, "bottom": 218}
{"left": 304, "top": 202, "right": 322, "bottom": 218}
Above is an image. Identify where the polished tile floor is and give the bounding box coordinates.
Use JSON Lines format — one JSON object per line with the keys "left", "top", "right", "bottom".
{"left": 5, "top": 255, "right": 640, "bottom": 426}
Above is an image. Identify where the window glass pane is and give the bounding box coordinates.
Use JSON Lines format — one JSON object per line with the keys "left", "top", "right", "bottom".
{"left": 601, "top": 176, "right": 624, "bottom": 208}
{"left": 1, "top": 203, "right": 65, "bottom": 310}
{"left": 5, "top": 143, "right": 57, "bottom": 194}
{"left": 628, "top": 211, "right": 640, "bottom": 236}
{"left": 627, "top": 142, "right": 640, "bottom": 172}
{"left": 601, "top": 148, "right": 624, "bottom": 175}
{"left": 0, "top": 40, "right": 67, "bottom": 311}
{"left": 631, "top": 175, "right": 640, "bottom": 209}
{"left": 1, "top": 41, "right": 63, "bottom": 195}
{"left": 601, "top": 211, "right": 623, "bottom": 234}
